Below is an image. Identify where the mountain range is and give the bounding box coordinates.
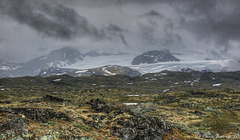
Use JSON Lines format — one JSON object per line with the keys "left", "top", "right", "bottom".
{"left": 1, "top": 47, "right": 237, "bottom": 78}
{"left": 0, "top": 47, "right": 140, "bottom": 77}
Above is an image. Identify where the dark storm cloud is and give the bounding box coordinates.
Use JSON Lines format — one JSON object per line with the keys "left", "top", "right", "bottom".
{"left": 183, "top": 11, "right": 240, "bottom": 45}
{"left": 174, "top": 0, "right": 240, "bottom": 58}
{"left": 0, "top": 0, "right": 128, "bottom": 46}
{"left": 0, "top": 0, "right": 100, "bottom": 40}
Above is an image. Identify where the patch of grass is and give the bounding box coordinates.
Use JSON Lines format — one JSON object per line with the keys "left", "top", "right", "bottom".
{"left": 203, "top": 113, "right": 238, "bottom": 135}
{"left": 73, "top": 123, "right": 90, "bottom": 132}
{"left": 48, "top": 121, "right": 57, "bottom": 126}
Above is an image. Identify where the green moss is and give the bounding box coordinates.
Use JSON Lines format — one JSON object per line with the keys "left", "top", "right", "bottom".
{"left": 73, "top": 124, "right": 90, "bottom": 132}
{"left": 203, "top": 113, "right": 238, "bottom": 135}
{"left": 48, "top": 121, "right": 57, "bottom": 126}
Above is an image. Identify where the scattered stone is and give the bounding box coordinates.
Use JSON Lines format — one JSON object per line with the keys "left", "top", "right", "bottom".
{"left": 0, "top": 115, "right": 29, "bottom": 139}
{"left": 87, "top": 99, "right": 173, "bottom": 140}
{"left": 87, "top": 99, "right": 112, "bottom": 113}
{"left": 43, "top": 95, "right": 69, "bottom": 102}
{"left": 0, "top": 100, "right": 11, "bottom": 104}
{"left": 189, "top": 111, "right": 206, "bottom": 116}
{"left": 120, "top": 116, "right": 173, "bottom": 140}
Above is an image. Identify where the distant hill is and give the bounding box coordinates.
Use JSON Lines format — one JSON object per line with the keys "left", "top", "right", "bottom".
{"left": 131, "top": 50, "right": 180, "bottom": 65}
{"left": 38, "top": 65, "right": 142, "bottom": 77}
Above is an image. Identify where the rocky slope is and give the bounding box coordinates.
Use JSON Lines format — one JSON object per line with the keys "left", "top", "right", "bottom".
{"left": 131, "top": 50, "right": 180, "bottom": 65}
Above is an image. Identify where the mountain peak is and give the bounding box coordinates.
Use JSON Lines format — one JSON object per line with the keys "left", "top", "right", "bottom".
{"left": 17, "top": 47, "right": 84, "bottom": 76}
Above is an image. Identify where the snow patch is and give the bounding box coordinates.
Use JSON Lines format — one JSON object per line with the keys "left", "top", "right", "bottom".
{"left": 122, "top": 103, "right": 138, "bottom": 106}
{"left": 56, "top": 72, "right": 66, "bottom": 76}
{"left": 75, "top": 70, "right": 88, "bottom": 74}
{"left": 191, "top": 78, "right": 200, "bottom": 86}
{"left": 126, "top": 82, "right": 133, "bottom": 85}
{"left": 126, "top": 95, "right": 140, "bottom": 97}
{"left": 163, "top": 89, "right": 170, "bottom": 92}
{"left": 212, "top": 83, "right": 222, "bottom": 87}
{"left": 184, "top": 81, "right": 192, "bottom": 84}
{"left": 53, "top": 79, "right": 61, "bottom": 82}
{"left": 102, "top": 67, "right": 116, "bottom": 75}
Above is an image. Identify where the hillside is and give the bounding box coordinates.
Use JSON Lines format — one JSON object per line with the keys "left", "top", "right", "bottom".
{"left": 38, "top": 65, "right": 141, "bottom": 77}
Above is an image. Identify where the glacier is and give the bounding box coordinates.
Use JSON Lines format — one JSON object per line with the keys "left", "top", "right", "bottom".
{"left": 62, "top": 53, "right": 232, "bottom": 74}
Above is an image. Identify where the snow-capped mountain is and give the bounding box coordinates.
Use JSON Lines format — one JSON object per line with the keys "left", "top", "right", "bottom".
{"left": 131, "top": 50, "right": 180, "bottom": 65}
{"left": 20, "top": 47, "right": 83, "bottom": 75}
{"left": 31, "top": 47, "right": 83, "bottom": 68}
{"left": 0, "top": 47, "right": 84, "bottom": 77}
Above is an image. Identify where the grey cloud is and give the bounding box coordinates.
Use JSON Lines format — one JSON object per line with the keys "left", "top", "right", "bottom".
{"left": 71, "top": 0, "right": 213, "bottom": 7}
{"left": 1, "top": 0, "right": 240, "bottom": 61}
{"left": 0, "top": 0, "right": 103, "bottom": 40}
{"left": 0, "top": 0, "right": 127, "bottom": 46}
{"left": 142, "top": 10, "right": 164, "bottom": 18}
{"left": 104, "top": 24, "right": 128, "bottom": 47}
{"left": 77, "top": 0, "right": 240, "bottom": 51}
{"left": 181, "top": 1, "right": 240, "bottom": 50}
{"left": 138, "top": 10, "right": 182, "bottom": 49}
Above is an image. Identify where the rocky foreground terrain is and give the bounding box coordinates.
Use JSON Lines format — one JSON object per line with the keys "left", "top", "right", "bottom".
{"left": 0, "top": 71, "right": 240, "bottom": 139}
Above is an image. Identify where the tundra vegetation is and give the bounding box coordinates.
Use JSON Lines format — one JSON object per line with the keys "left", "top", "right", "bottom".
{"left": 0, "top": 71, "right": 239, "bottom": 139}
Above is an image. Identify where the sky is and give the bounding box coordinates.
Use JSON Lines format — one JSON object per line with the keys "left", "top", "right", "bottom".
{"left": 0, "top": 0, "right": 240, "bottom": 62}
